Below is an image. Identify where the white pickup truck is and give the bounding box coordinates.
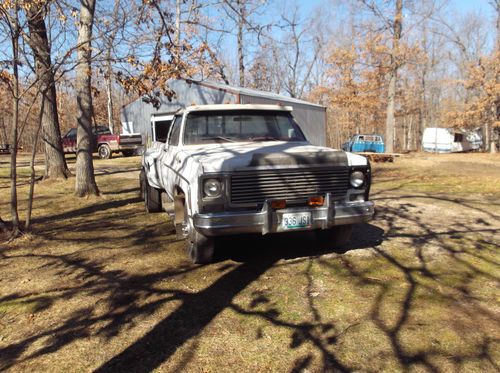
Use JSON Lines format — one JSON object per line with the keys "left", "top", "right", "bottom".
{"left": 140, "top": 104, "right": 374, "bottom": 263}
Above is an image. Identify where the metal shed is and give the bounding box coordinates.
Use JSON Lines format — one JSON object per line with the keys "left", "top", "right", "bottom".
{"left": 120, "top": 79, "right": 327, "bottom": 146}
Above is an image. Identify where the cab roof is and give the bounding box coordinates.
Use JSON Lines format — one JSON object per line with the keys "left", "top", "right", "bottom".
{"left": 178, "top": 104, "right": 293, "bottom": 115}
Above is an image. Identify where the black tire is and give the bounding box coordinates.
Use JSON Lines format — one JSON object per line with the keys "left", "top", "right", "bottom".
{"left": 186, "top": 229, "right": 215, "bottom": 264}
{"left": 144, "top": 175, "right": 162, "bottom": 213}
{"left": 122, "top": 149, "right": 135, "bottom": 157}
{"left": 98, "top": 144, "right": 112, "bottom": 159}
{"left": 183, "top": 203, "right": 214, "bottom": 264}
{"left": 316, "top": 225, "right": 353, "bottom": 247}
{"left": 139, "top": 169, "right": 146, "bottom": 201}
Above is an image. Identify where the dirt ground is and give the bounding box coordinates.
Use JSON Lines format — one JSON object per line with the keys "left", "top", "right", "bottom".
{"left": 0, "top": 152, "right": 499, "bottom": 372}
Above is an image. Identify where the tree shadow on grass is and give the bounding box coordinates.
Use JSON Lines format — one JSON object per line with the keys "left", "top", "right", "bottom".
{"left": 95, "top": 258, "right": 276, "bottom": 372}
{"left": 94, "top": 224, "right": 385, "bottom": 372}
{"left": 0, "top": 217, "right": 384, "bottom": 373}
{"left": 1, "top": 166, "right": 498, "bottom": 372}
{"left": 32, "top": 196, "right": 142, "bottom": 225}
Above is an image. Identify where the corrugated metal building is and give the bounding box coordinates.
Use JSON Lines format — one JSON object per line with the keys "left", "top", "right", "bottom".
{"left": 120, "top": 79, "right": 327, "bottom": 146}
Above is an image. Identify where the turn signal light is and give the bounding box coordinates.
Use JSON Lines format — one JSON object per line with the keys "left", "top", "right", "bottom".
{"left": 308, "top": 196, "right": 324, "bottom": 206}
{"left": 270, "top": 199, "right": 286, "bottom": 209}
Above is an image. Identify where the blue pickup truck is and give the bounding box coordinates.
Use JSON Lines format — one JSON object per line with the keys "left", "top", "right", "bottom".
{"left": 342, "top": 134, "right": 385, "bottom": 153}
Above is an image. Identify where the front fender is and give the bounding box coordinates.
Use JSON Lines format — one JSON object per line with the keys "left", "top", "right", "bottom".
{"left": 142, "top": 146, "right": 163, "bottom": 189}
{"left": 176, "top": 152, "right": 204, "bottom": 217}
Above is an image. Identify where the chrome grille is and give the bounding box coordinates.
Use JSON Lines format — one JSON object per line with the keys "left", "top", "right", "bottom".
{"left": 230, "top": 167, "right": 349, "bottom": 205}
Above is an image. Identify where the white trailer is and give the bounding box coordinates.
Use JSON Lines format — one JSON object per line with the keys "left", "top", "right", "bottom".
{"left": 422, "top": 128, "right": 482, "bottom": 153}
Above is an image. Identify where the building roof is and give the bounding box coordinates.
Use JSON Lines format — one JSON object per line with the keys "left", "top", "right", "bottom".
{"left": 185, "top": 79, "right": 326, "bottom": 109}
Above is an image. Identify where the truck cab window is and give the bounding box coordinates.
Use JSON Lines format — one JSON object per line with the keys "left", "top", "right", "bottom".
{"left": 168, "top": 116, "right": 182, "bottom": 146}
{"left": 154, "top": 120, "right": 171, "bottom": 143}
{"left": 184, "top": 110, "right": 306, "bottom": 145}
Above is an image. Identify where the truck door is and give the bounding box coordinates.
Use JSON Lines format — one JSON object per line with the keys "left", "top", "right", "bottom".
{"left": 62, "top": 128, "right": 77, "bottom": 152}
{"left": 352, "top": 135, "right": 363, "bottom": 152}
{"left": 160, "top": 115, "right": 182, "bottom": 199}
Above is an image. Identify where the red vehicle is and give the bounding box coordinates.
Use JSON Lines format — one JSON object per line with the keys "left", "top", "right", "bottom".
{"left": 0, "top": 143, "right": 10, "bottom": 154}
{"left": 62, "top": 126, "right": 142, "bottom": 159}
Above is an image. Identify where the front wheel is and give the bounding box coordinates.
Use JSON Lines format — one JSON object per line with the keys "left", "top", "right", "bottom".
{"left": 316, "top": 225, "right": 353, "bottom": 247}
{"left": 98, "top": 144, "right": 112, "bottom": 159}
{"left": 186, "top": 229, "right": 215, "bottom": 264}
{"left": 183, "top": 203, "right": 214, "bottom": 264}
{"left": 143, "top": 175, "right": 162, "bottom": 213}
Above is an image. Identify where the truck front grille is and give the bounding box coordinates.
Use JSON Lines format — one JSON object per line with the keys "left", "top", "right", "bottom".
{"left": 230, "top": 167, "right": 349, "bottom": 205}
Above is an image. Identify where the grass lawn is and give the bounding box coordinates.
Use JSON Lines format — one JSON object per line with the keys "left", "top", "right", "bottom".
{"left": 0, "top": 152, "right": 499, "bottom": 372}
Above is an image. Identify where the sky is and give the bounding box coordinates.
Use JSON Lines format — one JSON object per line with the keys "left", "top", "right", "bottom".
{"left": 297, "top": 0, "right": 495, "bottom": 15}
{"left": 452, "top": 0, "right": 494, "bottom": 13}
{"left": 215, "top": 0, "right": 497, "bottom": 81}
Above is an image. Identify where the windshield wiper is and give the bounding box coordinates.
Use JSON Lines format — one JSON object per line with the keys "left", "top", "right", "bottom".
{"left": 201, "top": 136, "right": 236, "bottom": 143}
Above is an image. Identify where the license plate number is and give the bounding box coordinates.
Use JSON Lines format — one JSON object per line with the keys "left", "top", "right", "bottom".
{"left": 282, "top": 212, "right": 312, "bottom": 230}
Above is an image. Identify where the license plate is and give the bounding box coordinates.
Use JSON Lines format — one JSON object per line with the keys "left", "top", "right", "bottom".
{"left": 281, "top": 212, "right": 312, "bottom": 230}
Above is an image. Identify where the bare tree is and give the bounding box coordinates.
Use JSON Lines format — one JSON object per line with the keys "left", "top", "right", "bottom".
{"left": 385, "top": 0, "right": 403, "bottom": 154}
{"left": 492, "top": 0, "right": 499, "bottom": 153}
{"left": 237, "top": 0, "right": 245, "bottom": 86}
{"left": 0, "top": 1, "right": 22, "bottom": 237}
{"left": 26, "top": 95, "right": 45, "bottom": 231}
{"left": 433, "top": 6, "right": 495, "bottom": 150}
{"left": 175, "top": 0, "right": 181, "bottom": 46}
{"left": 26, "top": 3, "right": 71, "bottom": 179}
{"left": 75, "top": 0, "right": 99, "bottom": 197}
{"left": 358, "top": 0, "right": 403, "bottom": 153}
{"left": 280, "top": 9, "right": 321, "bottom": 98}
{"left": 220, "top": 0, "right": 268, "bottom": 87}
{"left": 101, "top": 0, "right": 122, "bottom": 134}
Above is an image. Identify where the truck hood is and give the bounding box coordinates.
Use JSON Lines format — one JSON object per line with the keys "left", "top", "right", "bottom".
{"left": 180, "top": 141, "right": 367, "bottom": 172}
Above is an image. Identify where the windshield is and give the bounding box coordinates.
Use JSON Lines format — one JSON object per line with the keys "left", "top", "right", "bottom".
{"left": 65, "top": 128, "right": 77, "bottom": 138}
{"left": 183, "top": 110, "right": 307, "bottom": 145}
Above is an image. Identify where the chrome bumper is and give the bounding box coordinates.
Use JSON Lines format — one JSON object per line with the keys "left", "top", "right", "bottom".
{"left": 193, "top": 198, "right": 374, "bottom": 237}
{"left": 118, "top": 144, "right": 140, "bottom": 150}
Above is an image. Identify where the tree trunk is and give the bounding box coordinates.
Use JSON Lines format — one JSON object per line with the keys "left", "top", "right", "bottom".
{"left": 75, "top": 0, "right": 99, "bottom": 197}
{"left": 407, "top": 115, "right": 413, "bottom": 151}
{"left": 496, "top": 0, "right": 500, "bottom": 52}
{"left": 385, "top": 0, "right": 403, "bottom": 154}
{"left": 26, "top": 96, "right": 45, "bottom": 231}
{"left": 9, "top": 5, "right": 21, "bottom": 237}
{"left": 105, "top": 49, "right": 114, "bottom": 134}
{"left": 175, "top": 0, "right": 181, "bottom": 46}
{"left": 105, "top": 70, "right": 114, "bottom": 133}
{"left": 237, "top": 0, "right": 245, "bottom": 87}
{"left": 385, "top": 71, "right": 397, "bottom": 153}
{"left": 419, "top": 82, "right": 427, "bottom": 151}
{"left": 483, "top": 121, "right": 490, "bottom": 152}
{"left": 26, "top": 5, "right": 70, "bottom": 179}
{"left": 0, "top": 118, "right": 7, "bottom": 144}
{"left": 493, "top": 0, "right": 500, "bottom": 153}
{"left": 0, "top": 216, "right": 7, "bottom": 233}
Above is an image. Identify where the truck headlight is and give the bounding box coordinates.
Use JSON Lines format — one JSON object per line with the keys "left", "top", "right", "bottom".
{"left": 350, "top": 171, "right": 365, "bottom": 188}
{"left": 203, "top": 178, "right": 222, "bottom": 198}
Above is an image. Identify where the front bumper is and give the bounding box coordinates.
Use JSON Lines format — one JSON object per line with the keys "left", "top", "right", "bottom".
{"left": 193, "top": 196, "right": 374, "bottom": 237}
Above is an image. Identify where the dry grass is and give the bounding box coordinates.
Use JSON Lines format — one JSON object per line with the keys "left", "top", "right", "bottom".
{"left": 0, "top": 152, "right": 499, "bottom": 372}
